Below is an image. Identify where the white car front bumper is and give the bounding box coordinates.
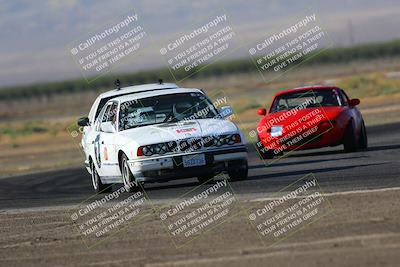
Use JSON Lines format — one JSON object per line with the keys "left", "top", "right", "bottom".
{"left": 128, "top": 145, "right": 247, "bottom": 182}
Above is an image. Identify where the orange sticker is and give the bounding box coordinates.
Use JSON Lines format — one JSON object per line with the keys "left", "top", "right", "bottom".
{"left": 104, "top": 147, "right": 108, "bottom": 161}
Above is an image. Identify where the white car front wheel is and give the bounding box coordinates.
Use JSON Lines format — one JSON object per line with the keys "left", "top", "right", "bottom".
{"left": 121, "top": 154, "right": 139, "bottom": 193}
{"left": 228, "top": 160, "right": 248, "bottom": 181}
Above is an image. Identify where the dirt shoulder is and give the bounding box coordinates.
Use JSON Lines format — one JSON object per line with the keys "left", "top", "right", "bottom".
{"left": 1, "top": 189, "right": 399, "bottom": 267}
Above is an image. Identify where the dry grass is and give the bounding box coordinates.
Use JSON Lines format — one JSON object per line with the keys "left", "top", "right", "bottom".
{"left": 0, "top": 120, "right": 83, "bottom": 177}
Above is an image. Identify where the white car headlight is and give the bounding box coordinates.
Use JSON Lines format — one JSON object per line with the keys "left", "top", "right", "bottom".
{"left": 271, "top": 125, "right": 283, "bottom": 137}
{"left": 142, "top": 146, "right": 153, "bottom": 156}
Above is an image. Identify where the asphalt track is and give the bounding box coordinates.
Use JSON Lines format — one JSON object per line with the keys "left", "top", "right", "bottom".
{"left": 1, "top": 122, "right": 399, "bottom": 211}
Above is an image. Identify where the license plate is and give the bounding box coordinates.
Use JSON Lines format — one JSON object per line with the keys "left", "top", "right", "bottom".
{"left": 182, "top": 154, "right": 206, "bottom": 168}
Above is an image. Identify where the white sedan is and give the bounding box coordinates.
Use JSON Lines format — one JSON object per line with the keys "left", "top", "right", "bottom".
{"left": 78, "top": 84, "right": 248, "bottom": 193}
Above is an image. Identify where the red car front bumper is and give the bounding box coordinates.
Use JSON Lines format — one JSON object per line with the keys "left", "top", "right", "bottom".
{"left": 258, "top": 122, "right": 345, "bottom": 153}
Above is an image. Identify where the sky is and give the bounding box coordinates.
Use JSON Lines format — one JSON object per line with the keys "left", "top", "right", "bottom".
{"left": 0, "top": 0, "right": 399, "bottom": 87}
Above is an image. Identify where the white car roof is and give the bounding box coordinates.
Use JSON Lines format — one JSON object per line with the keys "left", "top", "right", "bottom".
{"left": 99, "top": 82, "right": 179, "bottom": 98}
{"left": 110, "top": 87, "right": 204, "bottom": 103}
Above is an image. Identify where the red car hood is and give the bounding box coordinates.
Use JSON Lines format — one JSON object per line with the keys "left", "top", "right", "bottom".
{"left": 258, "top": 106, "right": 343, "bottom": 130}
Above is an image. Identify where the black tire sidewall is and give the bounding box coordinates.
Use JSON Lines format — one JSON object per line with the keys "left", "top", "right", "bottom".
{"left": 91, "top": 162, "right": 109, "bottom": 193}
{"left": 228, "top": 160, "right": 248, "bottom": 181}
{"left": 91, "top": 162, "right": 100, "bottom": 192}
{"left": 343, "top": 122, "right": 358, "bottom": 152}
{"left": 359, "top": 121, "right": 368, "bottom": 149}
{"left": 121, "top": 154, "right": 137, "bottom": 192}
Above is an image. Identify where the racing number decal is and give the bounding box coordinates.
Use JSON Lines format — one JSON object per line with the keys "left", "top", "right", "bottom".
{"left": 94, "top": 134, "right": 101, "bottom": 168}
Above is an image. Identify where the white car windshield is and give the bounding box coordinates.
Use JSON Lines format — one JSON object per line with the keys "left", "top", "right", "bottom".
{"left": 119, "top": 92, "right": 218, "bottom": 131}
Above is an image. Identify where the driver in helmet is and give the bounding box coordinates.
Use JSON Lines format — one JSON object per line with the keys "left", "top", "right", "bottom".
{"left": 172, "top": 102, "right": 192, "bottom": 121}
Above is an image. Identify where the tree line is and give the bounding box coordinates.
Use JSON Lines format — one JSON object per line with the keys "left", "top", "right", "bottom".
{"left": 1, "top": 39, "right": 400, "bottom": 100}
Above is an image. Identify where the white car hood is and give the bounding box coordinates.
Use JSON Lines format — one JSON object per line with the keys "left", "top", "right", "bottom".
{"left": 118, "top": 119, "right": 239, "bottom": 146}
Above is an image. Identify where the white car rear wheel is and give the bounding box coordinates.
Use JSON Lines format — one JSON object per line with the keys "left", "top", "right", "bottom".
{"left": 91, "top": 161, "right": 111, "bottom": 193}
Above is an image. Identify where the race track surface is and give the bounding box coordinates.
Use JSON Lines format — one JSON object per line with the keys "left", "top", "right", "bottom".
{"left": 1, "top": 122, "right": 399, "bottom": 211}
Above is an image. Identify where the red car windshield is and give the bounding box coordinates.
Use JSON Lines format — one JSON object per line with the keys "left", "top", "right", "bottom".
{"left": 270, "top": 89, "right": 343, "bottom": 113}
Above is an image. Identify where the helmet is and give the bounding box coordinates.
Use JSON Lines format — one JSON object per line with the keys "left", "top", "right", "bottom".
{"left": 173, "top": 102, "right": 192, "bottom": 121}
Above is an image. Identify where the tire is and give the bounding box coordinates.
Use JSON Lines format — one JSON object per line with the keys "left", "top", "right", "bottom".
{"left": 228, "top": 160, "right": 248, "bottom": 181}
{"left": 197, "top": 174, "right": 214, "bottom": 184}
{"left": 121, "top": 154, "right": 139, "bottom": 193}
{"left": 358, "top": 120, "right": 368, "bottom": 150}
{"left": 91, "top": 161, "right": 112, "bottom": 193}
{"left": 343, "top": 121, "right": 358, "bottom": 153}
{"left": 256, "top": 137, "right": 275, "bottom": 159}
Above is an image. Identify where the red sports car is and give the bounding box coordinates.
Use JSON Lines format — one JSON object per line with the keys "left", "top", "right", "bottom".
{"left": 256, "top": 86, "right": 368, "bottom": 159}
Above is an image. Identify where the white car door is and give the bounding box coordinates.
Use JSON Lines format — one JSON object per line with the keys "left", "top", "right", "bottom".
{"left": 95, "top": 102, "right": 120, "bottom": 178}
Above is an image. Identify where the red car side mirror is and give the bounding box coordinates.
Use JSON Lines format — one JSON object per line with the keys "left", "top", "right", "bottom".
{"left": 349, "top": 98, "right": 360, "bottom": 106}
{"left": 257, "top": 108, "right": 267, "bottom": 116}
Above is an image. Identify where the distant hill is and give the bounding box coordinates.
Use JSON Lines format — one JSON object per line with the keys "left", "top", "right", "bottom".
{"left": 1, "top": 39, "right": 400, "bottom": 100}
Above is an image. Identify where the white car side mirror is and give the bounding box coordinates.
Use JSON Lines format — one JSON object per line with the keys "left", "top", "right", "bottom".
{"left": 219, "top": 106, "right": 233, "bottom": 119}
{"left": 100, "top": 121, "right": 116, "bottom": 133}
